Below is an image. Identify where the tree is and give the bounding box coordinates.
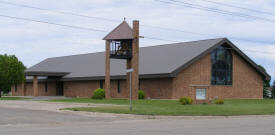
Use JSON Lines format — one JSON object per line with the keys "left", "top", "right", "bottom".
{"left": 272, "top": 80, "right": 275, "bottom": 99}
{"left": 0, "top": 54, "right": 25, "bottom": 98}
{"left": 258, "top": 65, "right": 271, "bottom": 98}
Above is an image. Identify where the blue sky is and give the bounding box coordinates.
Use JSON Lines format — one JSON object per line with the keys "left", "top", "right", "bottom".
{"left": 0, "top": 0, "right": 275, "bottom": 80}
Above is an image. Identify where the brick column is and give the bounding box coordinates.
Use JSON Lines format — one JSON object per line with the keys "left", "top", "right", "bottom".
{"left": 105, "top": 40, "right": 111, "bottom": 99}
{"left": 33, "top": 76, "right": 38, "bottom": 96}
{"left": 131, "top": 20, "right": 139, "bottom": 100}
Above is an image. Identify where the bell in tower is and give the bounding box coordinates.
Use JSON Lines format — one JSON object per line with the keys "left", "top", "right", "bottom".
{"left": 103, "top": 21, "right": 134, "bottom": 59}
{"left": 103, "top": 20, "right": 139, "bottom": 100}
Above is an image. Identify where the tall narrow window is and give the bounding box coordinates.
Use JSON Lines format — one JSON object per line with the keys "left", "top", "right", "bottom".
{"left": 45, "top": 81, "right": 48, "bottom": 92}
{"left": 100, "top": 80, "right": 103, "bottom": 88}
{"left": 211, "top": 46, "right": 232, "bottom": 85}
{"left": 117, "top": 80, "right": 120, "bottom": 93}
{"left": 138, "top": 80, "right": 141, "bottom": 90}
{"left": 15, "top": 84, "right": 17, "bottom": 92}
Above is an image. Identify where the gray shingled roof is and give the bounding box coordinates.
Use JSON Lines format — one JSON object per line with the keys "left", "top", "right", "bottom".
{"left": 25, "top": 38, "right": 270, "bottom": 81}
{"left": 103, "top": 21, "right": 133, "bottom": 40}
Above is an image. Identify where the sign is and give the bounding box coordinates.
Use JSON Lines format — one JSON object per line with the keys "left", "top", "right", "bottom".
{"left": 126, "top": 68, "right": 134, "bottom": 73}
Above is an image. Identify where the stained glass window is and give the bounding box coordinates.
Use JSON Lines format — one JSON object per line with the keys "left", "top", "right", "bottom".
{"left": 211, "top": 46, "right": 232, "bottom": 85}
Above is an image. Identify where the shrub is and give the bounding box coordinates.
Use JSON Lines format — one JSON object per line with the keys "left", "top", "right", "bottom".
{"left": 92, "top": 88, "right": 105, "bottom": 99}
{"left": 138, "top": 90, "right": 145, "bottom": 99}
{"left": 179, "top": 97, "right": 193, "bottom": 105}
{"left": 214, "top": 99, "right": 224, "bottom": 105}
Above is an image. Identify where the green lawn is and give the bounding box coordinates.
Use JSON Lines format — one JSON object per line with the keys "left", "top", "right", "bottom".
{"left": 0, "top": 97, "right": 29, "bottom": 100}
{"left": 49, "top": 98, "right": 275, "bottom": 116}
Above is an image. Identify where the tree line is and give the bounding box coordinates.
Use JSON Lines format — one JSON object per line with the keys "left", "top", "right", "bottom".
{"left": 0, "top": 54, "right": 25, "bottom": 97}
{"left": 259, "top": 65, "right": 275, "bottom": 99}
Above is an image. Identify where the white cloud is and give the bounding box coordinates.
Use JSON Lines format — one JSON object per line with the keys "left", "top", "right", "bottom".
{"left": 0, "top": 0, "right": 275, "bottom": 79}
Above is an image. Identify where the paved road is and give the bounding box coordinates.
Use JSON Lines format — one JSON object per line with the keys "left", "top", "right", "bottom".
{"left": 1, "top": 101, "right": 275, "bottom": 135}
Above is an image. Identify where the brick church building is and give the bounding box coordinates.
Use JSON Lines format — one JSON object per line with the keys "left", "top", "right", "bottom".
{"left": 11, "top": 38, "right": 270, "bottom": 100}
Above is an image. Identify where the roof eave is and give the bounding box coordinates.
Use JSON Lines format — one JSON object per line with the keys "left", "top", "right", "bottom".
{"left": 224, "top": 39, "right": 271, "bottom": 80}
{"left": 25, "top": 71, "right": 70, "bottom": 77}
{"left": 60, "top": 73, "right": 174, "bottom": 81}
{"left": 103, "top": 21, "right": 133, "bottom": 40}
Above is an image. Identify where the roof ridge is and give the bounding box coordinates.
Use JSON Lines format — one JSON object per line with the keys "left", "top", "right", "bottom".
{"left": 47, "top": 51, "right": 105, "bottom": 60}
{"left": 140, "top": 37, "right": 226, "bottom": 49}
{"left": 47, "top": 38, "right": 226, "bottom": 60}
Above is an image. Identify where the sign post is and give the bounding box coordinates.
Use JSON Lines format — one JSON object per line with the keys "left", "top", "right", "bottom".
{"left": 127, "top": 68, "right": 134, "bottom": 111}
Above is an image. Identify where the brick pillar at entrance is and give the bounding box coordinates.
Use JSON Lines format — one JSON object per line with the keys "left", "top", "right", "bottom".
{"left": 33, "top": 76, "right": 38, "bottom": 96}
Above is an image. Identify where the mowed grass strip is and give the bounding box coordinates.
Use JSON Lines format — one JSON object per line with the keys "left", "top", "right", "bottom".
{"left": 49, "top": 98, "right": 275, "bottom": 116}
{"left": 0, "top": 97, "right": 29, "bottom": 100}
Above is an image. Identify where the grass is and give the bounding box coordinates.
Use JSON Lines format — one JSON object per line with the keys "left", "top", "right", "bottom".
{"left": 0, "top": 97, "right": 29, "bottom": 100}
{"left": 49, "top": 98, "right": 275, "bottom": 116}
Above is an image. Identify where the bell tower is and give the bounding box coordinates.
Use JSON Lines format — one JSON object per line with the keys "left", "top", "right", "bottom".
{"left": 103, "top": 20, "right": 139, "bottom": 99}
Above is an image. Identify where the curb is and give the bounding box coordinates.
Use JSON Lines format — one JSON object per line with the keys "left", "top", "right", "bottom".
{"left": 60, "top": 110, "right": 275, "bottom": 120}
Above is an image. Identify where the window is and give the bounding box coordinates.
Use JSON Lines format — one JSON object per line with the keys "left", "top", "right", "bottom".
{"left": 138, "top": 79, "right": 141, "bottom": 90}
{"left": 45, "top": 81, "right": 48, "bottom": 93}
{"left": 196, "top": 88, "right": 206, "bottom": 100}
{"left": 100, "top": 80, "right": 103, "bottom": 88}
{"left": 117, "top": 80, "right": 120, "bottom": 93}
{"left": 211, "top": 46, "right": 232, "bottom": 85}
{"left": 15, "top": 84, "right": 17, "bottom": 92}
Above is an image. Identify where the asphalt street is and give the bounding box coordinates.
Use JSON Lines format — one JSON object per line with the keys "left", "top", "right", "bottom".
{"left": 1, "top": 101, "right": 275, "bottom": 135}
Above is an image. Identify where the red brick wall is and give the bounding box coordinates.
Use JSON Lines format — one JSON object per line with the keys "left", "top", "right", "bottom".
{"left": 63, "top": 80, "right": 100, "bottom": 98}
{"left": 11, "top": 84, "right": 24, "bottom": 96}
{"left": 172, "top": 52, "right": 263, "bottom": 100}
{"left": 12, "top": 82, "right": 56, "bottom": 96}
{"left": 110, "top": 80, "right": 128, "bottom": 99}
{"left": 140, "top": 78, "right": 173, "bottom": 99}
{"left": 63, "top": 80, "right": 129, "bottom": 98}
{"left": 62, "top": 78, "right": 173, "bottom": 99}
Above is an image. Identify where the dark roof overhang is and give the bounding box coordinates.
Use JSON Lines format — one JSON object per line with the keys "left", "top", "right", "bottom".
{"left": 60, "top": 73, "right": 173, "bottom": 81}
{"left": 24, "top": 71, "right": 70, "bottom": 77}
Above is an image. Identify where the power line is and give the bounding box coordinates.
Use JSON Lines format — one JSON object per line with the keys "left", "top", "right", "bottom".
{"left": 1, "top": 13, "right": 275, "bottom": 55}
{"left": 141, "top": 24, "right": 215, "bottom": 37}
{"left": 1, "top": 0, "right": 275, "bottom": 44}
{"left": 0, "top": 13, "right": 181, "bottom": 43}
{"left": 156, "top": 0, "right": 275, "bottom": 22}
{"left": 143, "top": 36, "right": 181, "bottom": 42}
{"left": 196, "top": 0, "right": 275, "bottom": 16}
{"left": 0, "top": 0, "right": 121, "bottom": 23}
{"left": 0, "top": 0, "right": 217, "bottom": 37}
{"left": 0, "top": 14, "right": 108, "bottom": 32}
{"left": 242, "top": 49, "right": 275, "bottom": 55}
{"left": 1, "top": 12, "right": 275, "bottom": 47}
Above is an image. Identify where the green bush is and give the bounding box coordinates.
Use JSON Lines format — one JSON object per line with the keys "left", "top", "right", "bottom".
{"left": 179, "top": 97, "right": 193, "bottom": 105}
{"left": 214, "top": 99, "right": 224, "bottom": 105}
{"left": 92, "top": 88, "right": 105, "bottom": 99}
{"left": 138, "top": 90, "right": 145, "bottom": 99}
